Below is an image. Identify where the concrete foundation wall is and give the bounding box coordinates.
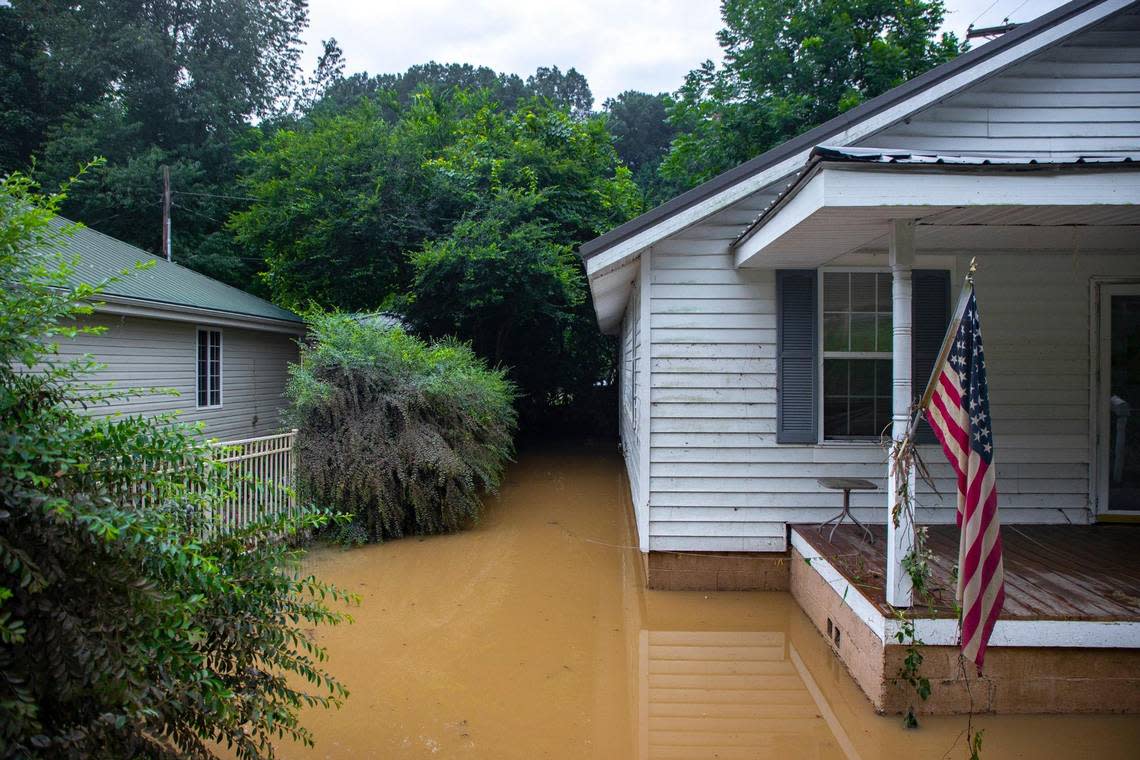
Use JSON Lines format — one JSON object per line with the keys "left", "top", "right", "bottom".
{"left": 791, "top": 547, "right": 1140, "bottom": 715}
{"left": 645, "top": 551, "right": 790, "bottom": 591}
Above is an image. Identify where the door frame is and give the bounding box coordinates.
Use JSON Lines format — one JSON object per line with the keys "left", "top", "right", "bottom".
{"left": 1092, "top": 280, "right": 1140, "bottom": 520}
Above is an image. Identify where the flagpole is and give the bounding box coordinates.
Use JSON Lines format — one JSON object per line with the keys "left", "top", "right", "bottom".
{"left": 905, "top": 258, "right": 977, "bottom": 442}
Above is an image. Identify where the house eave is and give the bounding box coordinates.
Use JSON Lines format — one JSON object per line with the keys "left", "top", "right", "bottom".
{"left": 734, "top": 160, "right": 1140, "bottom": 268}
{"left": 90, "top": 293, "right": 308, "bottom": 335}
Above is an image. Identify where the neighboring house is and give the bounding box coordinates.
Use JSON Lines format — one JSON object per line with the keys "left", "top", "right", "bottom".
{"left": 51, "top": 219, "right": 305, "bottom": 441}
{"left": 584, "top": 0, "right": 1140, "bottom": 574}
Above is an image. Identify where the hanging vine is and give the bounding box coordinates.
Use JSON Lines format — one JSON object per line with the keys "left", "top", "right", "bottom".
{"left": 889, "top": 432, "right": 985, "bottom": 756}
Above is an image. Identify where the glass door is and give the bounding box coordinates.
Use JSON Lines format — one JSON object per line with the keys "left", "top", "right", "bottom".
{"left": 1100, "top": 285, "right": 1140, "bottom": 514}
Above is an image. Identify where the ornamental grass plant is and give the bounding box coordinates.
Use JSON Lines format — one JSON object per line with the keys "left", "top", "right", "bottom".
{"left": 287, "top": 313, "right": 517, "bottom": 543}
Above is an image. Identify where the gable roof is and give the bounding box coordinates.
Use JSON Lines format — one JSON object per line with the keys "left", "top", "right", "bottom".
{"left": 54, "top": 218, "right": 304, "bottom": 328}
{"left": 580, "top": 0, "right": 1134, "bottom": 274}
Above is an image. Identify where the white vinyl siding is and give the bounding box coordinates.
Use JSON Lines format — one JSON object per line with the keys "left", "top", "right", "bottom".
{"left": 619, "top": 268, "right": 642, "bottom": 509}
{"left": 56, "top": 313, "right": 299, "bottom": 441}
{"left": 862, "top": 8, "right": 1140, "bottom": 157}
{"left": 646, "top": 218, "right": 1140, "bottom": 551}
{"left": 619, "top": 256, "right": 652, "bottom": 549}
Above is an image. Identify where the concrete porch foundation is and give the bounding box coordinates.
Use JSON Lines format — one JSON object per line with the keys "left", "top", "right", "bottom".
{"left": 790, "top": 526, "right": 1140, "bottom": 715}
{"left": 645, "top": 551, "right": 790, "bottom": 591}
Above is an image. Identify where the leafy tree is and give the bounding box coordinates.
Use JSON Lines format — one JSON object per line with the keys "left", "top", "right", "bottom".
{"left": 0, "top": 9, "right": 60, "bottom": 171}
{"left": 299, "top": 62, "right": 530, "bottom": 123}
{"left": 230, "top": 91, "right": 474, "bottom": 311}
{"left": 406, "top": 96, "right": 639, "bottom": 417}
{"left": 526, "top": 65, "right": 595, "bottom": 118}
{"left": 404, "top": 191, "right": 584, "bottom": 404}
{"left": 0, "top": 173, "right": 351, "bottom": 758}
{"left": 661, "top": 0, "right": 965, "bottom": 187}
{"left": 2, "top": 0, "right": 310, "bottom": 287}
{"left": 603, "top": 90, "right": 678, "bottom": 206}
{"left": 288, "top": 313, "right": 516, "bottom": 543}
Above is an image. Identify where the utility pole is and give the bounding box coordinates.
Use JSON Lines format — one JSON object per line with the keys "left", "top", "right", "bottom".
{"left": 161, "top": 165, "right": 172, "bottom": 262}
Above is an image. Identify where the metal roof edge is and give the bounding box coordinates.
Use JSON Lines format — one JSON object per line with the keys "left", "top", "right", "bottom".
{"left": 579, "top": 0, "right": 1115, "bottom": 261}
{"left": 732, "top": 150, "right": 1140, "bottom": 249}
{"left": 91, "top": 293, "right": 308, "bottom": 334}
{"left": 55, "top": 216, "right": 304, "bottom": 324}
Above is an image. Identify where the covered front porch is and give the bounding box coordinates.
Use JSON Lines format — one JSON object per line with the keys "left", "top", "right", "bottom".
{"left": 736, "top": 147, "right": 1140, "bottom": 713}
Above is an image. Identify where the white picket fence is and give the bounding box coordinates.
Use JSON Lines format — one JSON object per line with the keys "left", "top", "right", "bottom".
{"left": 207, "top": 429, "right": 298, "bottom": 534}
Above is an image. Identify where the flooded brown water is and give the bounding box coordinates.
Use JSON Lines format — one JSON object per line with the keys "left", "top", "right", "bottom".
{"left": 288, "top": 445, "right": 1140, "bottom": 759}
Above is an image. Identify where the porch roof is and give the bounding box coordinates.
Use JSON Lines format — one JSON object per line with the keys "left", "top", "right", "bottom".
{"left": 734, "top": 150, "right": 1140, "bottom": 268}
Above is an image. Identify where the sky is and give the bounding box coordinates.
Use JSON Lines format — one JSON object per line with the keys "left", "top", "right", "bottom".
{"left": 301, "top": 0, "right": 1072, "bottom": 105}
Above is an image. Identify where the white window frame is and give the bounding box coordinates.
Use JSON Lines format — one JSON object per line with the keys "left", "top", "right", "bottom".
{"left": 195, "top": 327, "right": 224, "bottom": 409}
{"left": 817, "top": 267, "right": 892, "bottom": 443}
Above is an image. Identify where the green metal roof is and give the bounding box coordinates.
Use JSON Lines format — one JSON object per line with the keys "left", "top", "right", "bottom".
{"left": 53, "top": 218, "right": 303, "bottom": 325}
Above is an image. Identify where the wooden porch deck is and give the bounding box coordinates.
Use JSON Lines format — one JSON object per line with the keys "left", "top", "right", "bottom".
{"left": 791, "top": 524, "right": 1140, "bottom": 622}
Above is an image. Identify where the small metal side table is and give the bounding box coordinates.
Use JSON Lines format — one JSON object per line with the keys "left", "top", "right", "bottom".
{"left": 816, "top": 477, "right": 877, "bottom": 543}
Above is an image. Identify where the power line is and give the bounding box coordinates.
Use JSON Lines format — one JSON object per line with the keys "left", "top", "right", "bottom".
{"left": 1007, "top": 0, "right": 1033, "bottom": 20}
{"left": 174, "top": 189, "right": 262, "bottom": 203}
{"left": 171, "top": 201, "right": 222, "bottom": 225}
{"left": 967, "top": 0, "right": 1004, "bottom": 30}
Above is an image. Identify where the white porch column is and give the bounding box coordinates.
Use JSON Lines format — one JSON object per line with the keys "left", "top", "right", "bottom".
{"left": 886, "top": 220, "right": 916, "bottom": 608}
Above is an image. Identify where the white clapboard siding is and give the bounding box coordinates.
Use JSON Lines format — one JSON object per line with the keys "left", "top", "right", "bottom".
{"left": 54, "top": 313, "right": 299, "bottom": 441}
{"left": 646, "top": 219, "right": 1140, "bottom": 550}
{"left": 862, "top": 8, "right": 1140, "bottom": 156}
{"left": 619, "top": 262, "right": 647, "bottom": 543}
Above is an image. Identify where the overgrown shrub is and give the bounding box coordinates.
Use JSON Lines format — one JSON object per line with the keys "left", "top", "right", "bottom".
{"left": 0, "top": 172, "right": 353, "bottom": 759}
{"left": 288, "top": 312, "right": 517, "bottom": 541}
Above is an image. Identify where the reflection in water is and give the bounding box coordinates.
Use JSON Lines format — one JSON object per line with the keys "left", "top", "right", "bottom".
{"left": 285, "top": 446, "right": 1140, "bottom": 759}
{"left": 639, "top": 630, "right": 850, "bottom": 759}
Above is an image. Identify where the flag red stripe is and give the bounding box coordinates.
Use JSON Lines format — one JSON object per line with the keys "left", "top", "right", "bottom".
{"left": 923, "top": 291, "right": 1004, "bottom": 671}
{"left": 929, "top": 386, "right": 968, "bottom": 472}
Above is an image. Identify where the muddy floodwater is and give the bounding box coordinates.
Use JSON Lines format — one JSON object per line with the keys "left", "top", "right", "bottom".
{"left": 288, "top": 445, "right": 1140, "bottom": 759}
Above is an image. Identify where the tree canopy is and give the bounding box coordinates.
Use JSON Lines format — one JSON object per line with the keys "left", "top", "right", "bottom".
{"left": 661, "top": 0, "right": 965, "bottom": 187}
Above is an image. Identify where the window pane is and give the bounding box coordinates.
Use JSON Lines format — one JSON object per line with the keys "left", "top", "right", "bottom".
{"left": 876, "top": 311, "right": 893, "bottom": 352}
{"left": 824, "top": 359, "right": 847, "bottom": 396}
{"left": 824, "top": 399, "right": 848, "bottom": 438}
{"left": 876, "top": 396, "right": 893, "bottom": 437}
{"left": 850, "top": 313, "right": 876, "bottom": 352}
{"left": 823, "top": 272, "right": 848, "bottom": 311}
{"left": 875, "top": 359, "right": 892, "bottom": 397}
{"left": 210, "top": 388, "right": 220, "bottom": 406}
{"left": 848, "top": 397, "right": 876, "bottom": 437}
{"left": 823, "top": 312, "right": 848, "bottom": 351}
{"left": 849, "top": 359, "right": 876, "bottom": 397}
{"left": 877, "top": 272, "right": 892, "bottom": 310}
{"left": 851, "top": 272, "right": 876, "bottom": 312}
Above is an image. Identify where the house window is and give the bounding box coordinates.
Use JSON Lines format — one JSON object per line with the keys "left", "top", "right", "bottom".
{"left": 822, "top": 271, "right": 892, "bottom": 439}
{"left": 196, "top": 328, "right": 222, "bottom": 408}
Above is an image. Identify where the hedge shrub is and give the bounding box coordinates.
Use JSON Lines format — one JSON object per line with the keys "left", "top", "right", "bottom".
{"left": 288, "top": 312, "right": 517, "bottom": 542}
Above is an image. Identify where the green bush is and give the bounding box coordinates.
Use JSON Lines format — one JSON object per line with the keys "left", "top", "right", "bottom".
{"left": 288, "top": 312, "right": 517, "bottom": 541}
{"left": 0, "top": 172, "right": 353, "bottom": 759}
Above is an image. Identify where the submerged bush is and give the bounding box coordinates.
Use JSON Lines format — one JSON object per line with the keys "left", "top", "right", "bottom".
{"left": 288, "top": 312, "right": 517, "bottom": 541}
{"left": 0, "top": 172, "right": 353, "bottom": 759}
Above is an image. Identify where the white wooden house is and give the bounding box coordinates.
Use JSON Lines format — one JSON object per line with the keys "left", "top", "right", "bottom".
{"left": 585, "top": 0, "right": 1140, "bottom": 592}
{"left": 52, "top": 219, "right": 305, "bottom": 441}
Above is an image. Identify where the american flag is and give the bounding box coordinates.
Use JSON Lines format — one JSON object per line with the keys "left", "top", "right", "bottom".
{"left": 923, "top": 289, "right": 1004, "bottom": 669}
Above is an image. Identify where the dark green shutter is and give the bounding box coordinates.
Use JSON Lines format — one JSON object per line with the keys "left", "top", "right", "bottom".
{"left": 776, "top": 270, "right": 817, "bottom": 443}
{"left": 911, "top": 270, "right": 951, "bottom": 445}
